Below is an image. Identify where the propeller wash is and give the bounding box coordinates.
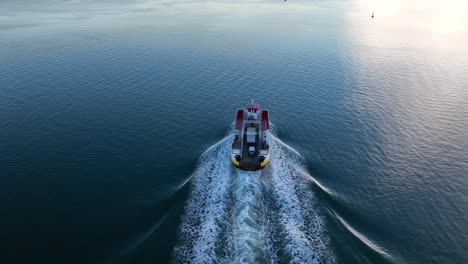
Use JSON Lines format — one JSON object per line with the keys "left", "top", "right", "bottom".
{"left": 173, "top": 135, "right": 335, "bottom": 264}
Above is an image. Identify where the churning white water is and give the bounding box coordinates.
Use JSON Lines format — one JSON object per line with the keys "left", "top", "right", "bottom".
{"left": 173, "top": 136, "right": 335, "bottom": 264}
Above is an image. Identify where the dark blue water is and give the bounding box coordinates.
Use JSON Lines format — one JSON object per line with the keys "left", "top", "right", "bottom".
{"left": 1, "top": 0, "right": 468, "bottom": 263}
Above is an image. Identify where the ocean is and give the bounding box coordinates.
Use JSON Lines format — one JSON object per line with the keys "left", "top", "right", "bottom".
{"left": 1, "top": 0, "right": 467, "bottom": 263}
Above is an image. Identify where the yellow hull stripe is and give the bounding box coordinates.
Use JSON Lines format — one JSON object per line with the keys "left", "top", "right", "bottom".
{"left": 232, "top": 156, "right": 270, "bottom": 168}
{"left": 231, "top": 156, "right": 240, "bottom": 166}
{"left": 260, "top": 158, "right": 270, "bottom": 167}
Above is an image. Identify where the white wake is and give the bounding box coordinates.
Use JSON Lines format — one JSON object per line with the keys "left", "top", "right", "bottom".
{"left": 173, "top": 136, "right": 335, "bottom": 264}
{"left": 173, "top": 137, "right": 232, "bottom": 263}
{"left": 268, "top": 136, "right": 335, "bottom": 263}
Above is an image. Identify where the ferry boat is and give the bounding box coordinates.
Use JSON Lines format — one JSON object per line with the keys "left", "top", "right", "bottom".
{"left": 231, "top": 100, "right": 271, "bottom": 171}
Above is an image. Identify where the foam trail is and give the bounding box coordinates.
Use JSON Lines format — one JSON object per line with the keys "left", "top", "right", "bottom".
{"left": 174, "top": 135, "right": 335, "bottom": 263}
{"left": 227, "top": 170, "right": 271, "bottom": 263}
{"left": 269, "top": 137, "right": 335, "bottom": 264}
{"left": 173, "top": 137, "right": 232, "bottom": 264}
{"left": 335, "top": 214, "right": 390, "bottom": 258}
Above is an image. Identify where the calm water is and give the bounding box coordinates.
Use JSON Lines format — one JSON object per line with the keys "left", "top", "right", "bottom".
{"left": 1, "top": 0, "right": 468, "bottom": 263}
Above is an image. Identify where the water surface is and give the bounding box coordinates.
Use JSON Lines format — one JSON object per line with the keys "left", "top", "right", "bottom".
{"left": 1, "top": 0, "right": 467, "bottom": 263}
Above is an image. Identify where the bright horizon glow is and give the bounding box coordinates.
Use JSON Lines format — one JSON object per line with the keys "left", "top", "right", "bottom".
{"left": 349, "top": 0, "right": 468, "bottom": 51}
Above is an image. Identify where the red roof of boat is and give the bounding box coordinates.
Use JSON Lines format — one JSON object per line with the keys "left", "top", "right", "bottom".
{"left": 262, "top": 110, "right": 269, "bottom": 130}
{"left": 236, "top": 109, "right": 243, "bottom": 129}
{"left": 246, "top": 103, "right": 260, "bottom": 110}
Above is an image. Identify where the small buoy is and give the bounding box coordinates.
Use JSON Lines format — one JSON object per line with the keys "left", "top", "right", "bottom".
{"left": 371, "top": 12, "right": 374, "bottom": 18}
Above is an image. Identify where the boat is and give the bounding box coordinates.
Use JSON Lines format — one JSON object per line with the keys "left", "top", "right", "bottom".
{"left": 231, "top": 100, "right": 271, "bottom": 171}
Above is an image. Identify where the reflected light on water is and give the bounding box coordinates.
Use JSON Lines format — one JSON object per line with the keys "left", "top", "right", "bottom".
{"left": 349, "top": 0, "right": 468, "bottom": 51}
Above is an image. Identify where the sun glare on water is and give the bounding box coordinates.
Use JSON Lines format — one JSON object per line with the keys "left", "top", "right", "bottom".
{"left": 350, "top": 0, "right": 468, "bottom": 50}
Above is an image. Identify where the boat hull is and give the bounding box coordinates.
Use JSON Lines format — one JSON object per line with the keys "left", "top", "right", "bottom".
{"left": 231, "top": 101, "right": 271, "bottom": 171}
{"left": 231, "top": 153, "right": 270, "bottom": 171}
